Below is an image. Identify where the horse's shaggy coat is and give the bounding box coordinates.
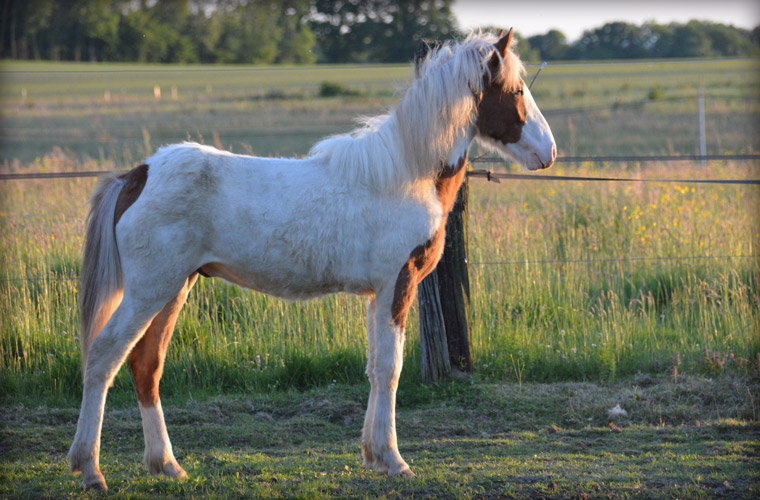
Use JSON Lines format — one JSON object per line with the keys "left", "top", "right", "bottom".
{"left": 68, "top": 30, "right": 555, "bottom": 490}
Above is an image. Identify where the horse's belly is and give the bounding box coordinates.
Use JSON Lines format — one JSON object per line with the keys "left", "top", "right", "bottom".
{"left": 198, "top": 262, "right": 370, "bottom": 299}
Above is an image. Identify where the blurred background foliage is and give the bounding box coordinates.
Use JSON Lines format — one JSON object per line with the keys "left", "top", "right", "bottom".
{"left": 0, "top": 0, "right": 758, "bottom": 64}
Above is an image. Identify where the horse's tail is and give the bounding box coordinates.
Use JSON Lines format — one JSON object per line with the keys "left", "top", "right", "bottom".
{"left": 79, "top": 174, "right": 126, "bottom": 376}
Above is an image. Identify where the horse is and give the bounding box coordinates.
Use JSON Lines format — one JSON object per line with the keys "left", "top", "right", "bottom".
{"left": 67, "top": 29, "right": 556, "bottom": 490}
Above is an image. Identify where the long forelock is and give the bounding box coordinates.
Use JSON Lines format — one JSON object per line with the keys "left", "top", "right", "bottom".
{"left": 309, "top": 31, "right": 525, "bottom": 192}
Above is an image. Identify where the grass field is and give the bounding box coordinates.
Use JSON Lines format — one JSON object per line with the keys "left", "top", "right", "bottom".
{"left": 1, "top": 58, "right": 759, "bottom": 497}
{"left": 2, "top": 158, "right": 758, "bottom": 407}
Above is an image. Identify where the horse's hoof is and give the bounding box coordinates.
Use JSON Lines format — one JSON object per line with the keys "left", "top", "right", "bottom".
{"left": 162, "top": 461, "right": 188, "bottom": 479}
{"left": 147, "top": 458, "right": 188, "bottom": 479}
{"left": 81, "top": 473, "right": 108, "bottom": 491}
{"left": 389, "top": 464, "right": 416, "bottom": 477}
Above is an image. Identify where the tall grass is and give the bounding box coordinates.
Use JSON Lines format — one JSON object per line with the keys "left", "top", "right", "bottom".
{"left": 466, "top": 161, "right": 759, "bottom": 381}
{"left": 1, "top": 152, "right": 758, "bottom": 406}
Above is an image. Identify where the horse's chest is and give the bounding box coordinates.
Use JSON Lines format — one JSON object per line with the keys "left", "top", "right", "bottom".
{"left": 390, "top": 160, "right": 467, "bottom": 328}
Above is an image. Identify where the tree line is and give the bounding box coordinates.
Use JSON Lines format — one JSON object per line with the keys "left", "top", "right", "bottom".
{"left": 1, "top": 0, "right": 758, "bottom": 64}
{"left": 524, "top": 21, "right": 760, "bottom": 61}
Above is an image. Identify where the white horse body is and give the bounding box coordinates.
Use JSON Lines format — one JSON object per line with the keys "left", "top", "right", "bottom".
{"left": 68, "top": 30, "right": 556, "bottom": 490}
{"left": 123, "top": 142, "right": 440, "bottom": 299}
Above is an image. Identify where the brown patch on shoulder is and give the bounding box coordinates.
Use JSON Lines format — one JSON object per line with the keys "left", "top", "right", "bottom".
{"left": 436, "top": 155, "right": 467, "bottom": 211}
{"left": 114, "top": 164, "right": 149, "bottom": 226}
{"left": 391, "top": 156, "right": 467, "bottom": 328}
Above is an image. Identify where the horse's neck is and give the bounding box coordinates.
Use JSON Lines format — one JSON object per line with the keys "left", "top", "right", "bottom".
{"left": 444, "top": 125, "right": 474, "bottom": 169}
{"left": 429, "top": 125, "right": 472, "bottom": 216}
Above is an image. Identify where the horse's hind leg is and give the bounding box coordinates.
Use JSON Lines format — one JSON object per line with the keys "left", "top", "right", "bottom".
{"left": 69, "top": 275, "right": 191, "bottom": 490}
{"left": 69, "top": 294, "right": 173, "bottom": 490}
{"left": 129, "top": 274, "right": 197, "bottom": 479}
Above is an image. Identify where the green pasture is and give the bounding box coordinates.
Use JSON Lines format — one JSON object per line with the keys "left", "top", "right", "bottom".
{"left": 1, "top": 58, "right": 759, "bottom": 498}
{"left": 1, "top": 58, "right": 758, "bottom": 163}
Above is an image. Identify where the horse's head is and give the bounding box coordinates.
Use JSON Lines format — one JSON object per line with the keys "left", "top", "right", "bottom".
{"left": 474, "top": 29, "right": 556, "bottom": 170}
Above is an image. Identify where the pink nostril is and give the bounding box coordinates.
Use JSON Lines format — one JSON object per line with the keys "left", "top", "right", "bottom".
{"left": 551, "top": 143, "right": 557, "bottom": 160}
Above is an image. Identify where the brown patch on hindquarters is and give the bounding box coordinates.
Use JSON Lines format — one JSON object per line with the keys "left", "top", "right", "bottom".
{"left": 391, "top": 156, "right": 467, "bottom": 328}
{"left": 114, "top": 164, "right": 149, "bottom": 225}
{"left": 129, "top": 274, "right": 197, "bottom": 407}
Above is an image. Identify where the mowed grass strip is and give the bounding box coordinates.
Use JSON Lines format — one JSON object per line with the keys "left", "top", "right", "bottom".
{"left": 2, "top": 59, "right": 757, "bottom": 104}
{"left": 1, "top": 375, "right": 758, "bottom": 499}
{"left": 1, "top": 58, "right": 758, "bottom": 163}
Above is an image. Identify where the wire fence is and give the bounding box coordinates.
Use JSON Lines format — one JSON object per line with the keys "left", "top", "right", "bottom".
{"left": 2, "top": 153, "right": 757, "bottom": 282}
{"left": 2, "top": 154, "right": 759, "bottom": 182}
{"left": 3, "top": 255, "right": 757, "bottom": 284}
{"left": 470, "top": 254, "right": 759, "bottom": 267}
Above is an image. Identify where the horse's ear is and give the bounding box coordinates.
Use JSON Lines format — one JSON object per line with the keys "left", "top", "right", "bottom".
{"left": 495, "top": 27, "right": 513, "bottom": 59}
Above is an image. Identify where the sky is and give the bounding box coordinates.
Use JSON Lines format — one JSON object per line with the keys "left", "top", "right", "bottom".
{"left": 451, "top": 0, "right": 760, "bottom": 42}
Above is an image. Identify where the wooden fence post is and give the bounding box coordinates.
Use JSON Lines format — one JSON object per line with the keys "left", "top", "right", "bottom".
{"left": 418, "top": 179, "right": 472, "bottom": 381}
{"left": 417, "top": 270, "right": 451, "bottom": 382}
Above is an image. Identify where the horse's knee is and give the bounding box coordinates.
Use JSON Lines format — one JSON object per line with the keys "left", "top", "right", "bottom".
{"left": 373, "top": 336, "right": 404, "bottom": 386}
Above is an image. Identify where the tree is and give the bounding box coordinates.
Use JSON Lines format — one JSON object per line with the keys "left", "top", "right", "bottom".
{"left": 751, "top": 25, "right": 760, "bottom": 47}
{"left": 1, "top": 2, "right": 757, "bottom": 63}
{"left": 527, "top": 29, "right": 569, "bottom": 61}
{"left": 703, "top": 22, "right": 755, "bottom": 56}
{"left": 275, "top": 0, "right": 316, "bottom": 64}
{"left": 214, "top": 0, "right": 283, "bottom": 64}
{"left": 572, "top": 22, "right": 650, "bottom": 59}
{"left": 307, "top": 0, "right": 458, "bottom": 63}
{"left": 77, "top": 0, "right": 121, "bottom": 61}
{"left": 185, "top": 9, "right": 225, "bottom": 63}
{"left": 668, "top": 21, "right": 714, "bottom": 57}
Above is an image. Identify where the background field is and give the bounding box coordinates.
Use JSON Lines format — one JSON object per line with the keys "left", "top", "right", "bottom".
{"left": 1, "top": 59, "right": 759, "bottom": 497}
{"left": 2, "top": 59, "right": 758, "bottom": 164}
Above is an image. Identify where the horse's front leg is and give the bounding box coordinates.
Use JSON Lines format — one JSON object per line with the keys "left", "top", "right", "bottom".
{"left": 361, "top": 297, "right": 378, "bottom": 466}
{"left": 364, "top": 289, "right": 415, "bottom": 476}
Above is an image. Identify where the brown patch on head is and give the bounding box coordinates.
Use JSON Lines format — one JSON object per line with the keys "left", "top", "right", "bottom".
{"left": 391, "top": 156, "right": 468, "bottom": 329}
{"left": 475, "top": 32, "right": 526, "bottom": 146}
{"left": 114, "top": 164, "right": 149, "bottom": 226}
{"left": 475, "top": 68, "right": 526, "bottom": 145}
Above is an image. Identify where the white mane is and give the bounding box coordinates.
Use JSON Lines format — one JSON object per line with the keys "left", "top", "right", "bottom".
{"left": 309, "top": 32, "right": 525, "bottom": 192}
